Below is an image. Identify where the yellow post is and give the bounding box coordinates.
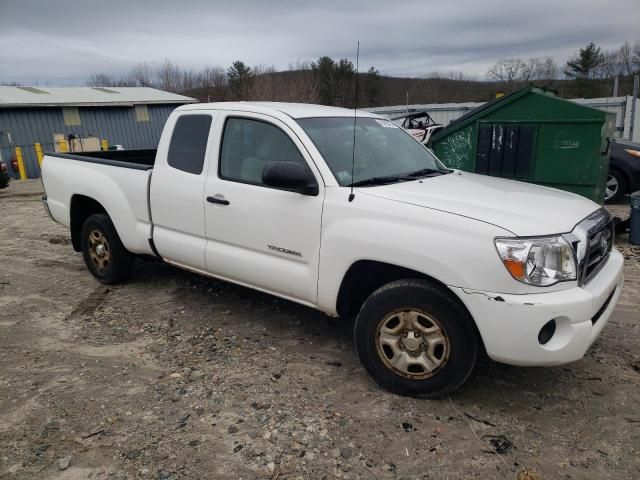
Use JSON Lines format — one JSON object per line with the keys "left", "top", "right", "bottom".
{"left": 35, "top": 142, "right": 44, "bottom": 167}
{"left": 101, "top": 138, "right": 108, "bottom": 151}
{"left": 58, "top": 139, "right": 69, "bottom": 153}
{"left": 15, "top": 147, "right": 27, "bottom": 180}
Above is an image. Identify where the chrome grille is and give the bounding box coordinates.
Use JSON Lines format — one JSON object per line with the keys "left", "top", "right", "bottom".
{"left": 564, "top": 208, "right": 613, "bottom": 286}
{"left": 582, "top": 221, "right": 613, "bottom": 284}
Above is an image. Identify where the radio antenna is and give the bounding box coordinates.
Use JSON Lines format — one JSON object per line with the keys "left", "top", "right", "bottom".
{"left": 348, "top": 40, "right": 359, "bottom": 202}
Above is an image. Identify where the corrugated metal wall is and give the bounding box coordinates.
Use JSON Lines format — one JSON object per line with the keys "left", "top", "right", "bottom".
{"left": 367, "top": 102, "right": 484, "bottom": 126}
{"left": 0, "top": 104, "right": 178, "bottom": 178}
{"left": 367, "top": 95, "right": 640, "bottom": 143}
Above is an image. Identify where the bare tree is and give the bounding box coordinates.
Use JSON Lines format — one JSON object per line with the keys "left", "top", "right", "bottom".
{"left": 487, "top": 58, "right": 527, "bottom": 89}
{"left": 618, "top": 42, "right": 634, "bottom": 76}
{"left": 598, "top": 49, "right": 623, "bottom": 79}
{"left": 284, "top": 64, "right": 319, "bottom": 103}
{"left": 126, "top": 62, "right": 154, "bottom": 87}
{"left": 631, "top": 41, "right": 640, "bottom": 74}
{"left": 523, "top": 57, "right": 559, "bottom": 81}
{"left": 291, "top": 71, "right": 319, "bottom": 103}
{"left": 201, "top": 66, "right": 226, "bottom": 88}
{"left": 180, "top": 68, "right": 200, "bottom": 93}
{"left": 487, "top": 56, "right": 558, "bottom": 90}
{"left": 86, "top": 72, "right": 117, "bottom": 87}
{"left": 246, "top": 64, "right": 319, "bottom": 103}
{"left": 248, "top": 65, "right": 277, "bottom": 100}
{"left": 200, "top": 66, "right": 227, "bottom": 101}
{"left": 537, "top": 57, "right": 559, "bottom": 80}
{"left": 156, "top": 59, "right": 182, "bottom": 92}
{"left": 423, "top": 71, "right": 477, "bottom": 81}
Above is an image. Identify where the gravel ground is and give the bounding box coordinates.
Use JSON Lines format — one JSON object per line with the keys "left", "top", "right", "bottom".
{"left": 1, "top": 180, "right": 639, "bottom": 480}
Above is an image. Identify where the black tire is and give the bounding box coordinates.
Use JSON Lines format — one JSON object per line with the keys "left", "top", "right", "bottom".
{"left": 354, "top": 279, "right": 479, "bottom": 398}
{"left": 604, "top": 169, "right": 627, "bottom": 204}
{"left": 80, "top": 213, "right": 134, "bottom": 284}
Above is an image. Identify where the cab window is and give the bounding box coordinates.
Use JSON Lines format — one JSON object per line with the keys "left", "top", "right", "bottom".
{"left": 219, "top": 117, "right": 308, "bottom": 185}
{"left": 167, "top": 115, "right": 212, "bottom": 175}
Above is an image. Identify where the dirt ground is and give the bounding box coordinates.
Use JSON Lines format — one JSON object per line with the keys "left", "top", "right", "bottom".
{"left": 1, "top": 180, "right": 639, "bottom": 480}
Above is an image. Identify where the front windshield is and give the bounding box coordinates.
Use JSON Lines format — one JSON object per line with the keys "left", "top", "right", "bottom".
{"left": 296, "top": 116, "right": 448, "bottom": 186}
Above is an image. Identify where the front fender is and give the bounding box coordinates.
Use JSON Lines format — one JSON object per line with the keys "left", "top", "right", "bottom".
{"left": 316, "top": 188, "right": 571, "bottom": 315}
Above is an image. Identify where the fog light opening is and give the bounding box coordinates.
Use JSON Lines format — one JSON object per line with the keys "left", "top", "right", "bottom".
{"left": 538, "top": 319, "right": 557, "bottom": 345}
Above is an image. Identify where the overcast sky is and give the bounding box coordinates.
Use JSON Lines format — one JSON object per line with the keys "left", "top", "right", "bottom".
{"left": 0, "top": 0, "right": 638, "bottom": 85}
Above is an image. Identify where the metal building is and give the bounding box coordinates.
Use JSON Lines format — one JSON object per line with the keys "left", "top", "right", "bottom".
{"left": 0, "top": 86, "right": 197, "bottom": 179}
{"left": 367, "top": 95, "right": 640, "bottom": 143}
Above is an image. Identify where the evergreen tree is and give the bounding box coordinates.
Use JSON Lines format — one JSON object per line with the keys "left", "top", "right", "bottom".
{"left": 335, "top": 59, "right": 356, "bottom": 107}
{"left": 312, "top": 56, "right": 337, "bottom": 105}
{"left": 227, "top": 61, "right": 254, "bottom": 100}
{"left": 363, "top": 67, "right": 381, "bottom": 106}
{"left": 565, "top": 42, "right": 604, "bottom": 79}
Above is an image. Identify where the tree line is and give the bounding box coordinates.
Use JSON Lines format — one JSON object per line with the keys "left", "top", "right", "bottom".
{"left": 86, "top": 57, "right": 382, "bottom": 107}
{"left": 486, "top": 41, "right": 640, "bottom": 95}
{"left": 85, "top": 40, "right": 640, "bottom": 106}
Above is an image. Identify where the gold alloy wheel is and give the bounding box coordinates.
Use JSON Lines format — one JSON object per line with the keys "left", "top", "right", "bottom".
{"left": 375, "top": 309, "right": 450, "bottom": 379}
{"left": 88, "top": 229, "right": 111, "bottom": 271}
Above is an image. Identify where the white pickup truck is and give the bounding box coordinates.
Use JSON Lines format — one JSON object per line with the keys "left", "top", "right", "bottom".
{"left": 42, "top": 102, "right": 624, "bottom": 397}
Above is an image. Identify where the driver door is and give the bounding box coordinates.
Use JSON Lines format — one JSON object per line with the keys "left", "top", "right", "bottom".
{"left": 203, "top": 112, "right": 325, "bottom": 305}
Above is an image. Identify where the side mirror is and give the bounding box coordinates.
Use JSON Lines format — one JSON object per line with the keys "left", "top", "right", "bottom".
{"left": 262, "top": 161, "right": 319, "bottom": 196}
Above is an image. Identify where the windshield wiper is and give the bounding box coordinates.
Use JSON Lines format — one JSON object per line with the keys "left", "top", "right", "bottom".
{"left": 348, "top": 168, "right": 452, "bottom": 187}
{"left": 348, "top": 176, "right": 412, "bottom": 187}
{"left": 405, "top": 168, "right": 451, "bottom": 178}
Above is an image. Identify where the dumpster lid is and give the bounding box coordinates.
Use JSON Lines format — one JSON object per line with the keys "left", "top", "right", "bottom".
{"left": 430, "top": 84, "right": 557, "bottom": 142}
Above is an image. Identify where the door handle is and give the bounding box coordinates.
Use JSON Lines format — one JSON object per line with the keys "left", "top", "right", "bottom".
{"left": 207, "top": 195, "right": 230, "bottom": 206}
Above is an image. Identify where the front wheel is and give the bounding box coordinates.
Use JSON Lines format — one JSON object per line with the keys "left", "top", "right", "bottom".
{"left": 604, "top": 170, "right": 627, "bottom": 203}
{"left": 354, "top": 279, "right": 479, "bottom": 397}
{"left": 81, "top": 213, "right": 134, "bottom": 284}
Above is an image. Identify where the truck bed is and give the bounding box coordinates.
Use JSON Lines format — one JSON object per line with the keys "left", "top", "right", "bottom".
{"left": 46, "top": 149, "right": 156, "bottom": 170}
{"left": 42, "top": 149, "right": 156, "bottom": 256}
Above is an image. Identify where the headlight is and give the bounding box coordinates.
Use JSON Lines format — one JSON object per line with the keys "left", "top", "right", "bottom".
{"left": 494, "top": 236, "right": 576, "bottom": 286}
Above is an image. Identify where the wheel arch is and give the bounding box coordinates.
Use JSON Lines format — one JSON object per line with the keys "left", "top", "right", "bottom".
{"left": 70, "top": 194, "right": 108, "bottom": 252}
{"left": 337, "top": 260, "right": 487, "bottom": 368}
{"left": 336, "top": 260, "right": 466, "bottom": 318}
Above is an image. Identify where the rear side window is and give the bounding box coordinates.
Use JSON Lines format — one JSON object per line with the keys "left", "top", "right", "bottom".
{"left": 167, "top": 115, "right": 212, "bottom": 174}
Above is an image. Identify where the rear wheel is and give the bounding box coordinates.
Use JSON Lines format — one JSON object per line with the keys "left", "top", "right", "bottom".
{"left": 81, "top": 214, "right": 134, "bottom": 284}
{"left": 354, "top": 279, "right": 479, "bottom": 397}
{"left": 605, "top": 170, "right": 627, "bottom": 203}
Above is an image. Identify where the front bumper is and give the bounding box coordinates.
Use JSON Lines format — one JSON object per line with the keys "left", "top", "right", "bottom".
{"left": 451, "top": 248, "right": 624, "bottom": 366}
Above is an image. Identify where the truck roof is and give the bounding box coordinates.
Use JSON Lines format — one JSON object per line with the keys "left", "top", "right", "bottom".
{"left": 177, "top": 101, "right": 381, "bottom": 119}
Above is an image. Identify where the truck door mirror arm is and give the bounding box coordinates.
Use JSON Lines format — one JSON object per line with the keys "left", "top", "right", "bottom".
{"left": 262, "top": 161, "right": 319, "bottom": 196}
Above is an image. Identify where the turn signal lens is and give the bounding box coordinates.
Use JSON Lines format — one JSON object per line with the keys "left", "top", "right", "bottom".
{"left": 495, "top": 236, "right": 577, "bottom": 286}
{"left": 503, "top": 259, "right": 525, "bottom": 279}
{"left": 624, "top": 149, "right": 640, "bottom": 158}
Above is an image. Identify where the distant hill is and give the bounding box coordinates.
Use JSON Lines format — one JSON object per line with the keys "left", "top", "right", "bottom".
{"left": 184, "top": 70, "right": 635, "bottom": 106}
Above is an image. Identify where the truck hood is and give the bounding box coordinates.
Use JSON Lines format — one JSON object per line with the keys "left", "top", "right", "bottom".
{"left": 358, "top": 171, "right": 599, "bottom": 236}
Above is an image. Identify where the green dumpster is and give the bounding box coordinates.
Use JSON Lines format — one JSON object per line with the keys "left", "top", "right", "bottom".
{"left": 429, "top": 85, "right": 616, "bottom": 203}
